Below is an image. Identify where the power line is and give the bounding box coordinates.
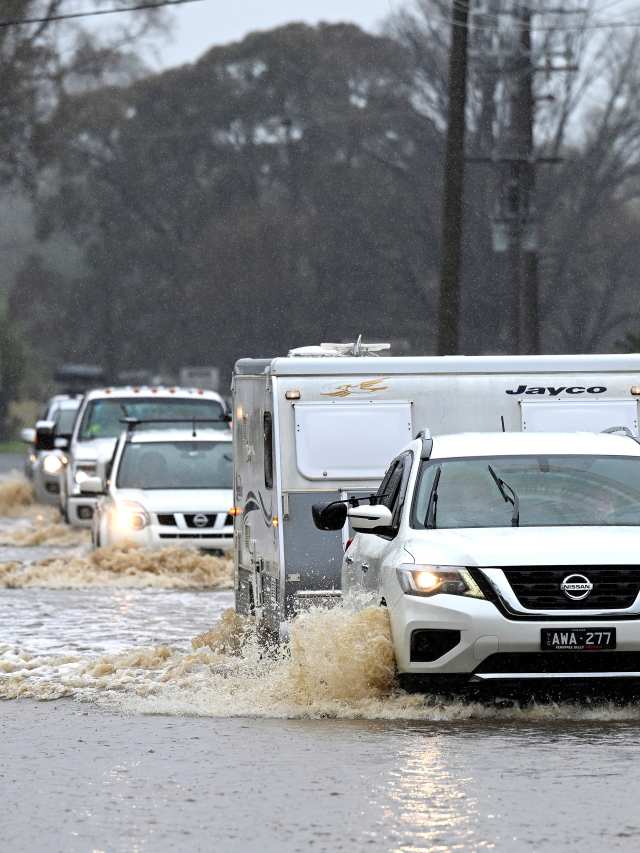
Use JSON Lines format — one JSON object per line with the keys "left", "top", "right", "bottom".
{"left": 0, "top": 0, "right": 205, "bottom": 28}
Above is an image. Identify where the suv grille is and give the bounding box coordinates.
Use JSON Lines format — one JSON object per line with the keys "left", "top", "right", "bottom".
{"left": 184, "top": 513, "right": 217, "bottom": 528}
{"left": 475, "top": 652, "right": 640, "bottom": 675}
{"left": 503, "top": 566, "right": 640, "bottom": 610}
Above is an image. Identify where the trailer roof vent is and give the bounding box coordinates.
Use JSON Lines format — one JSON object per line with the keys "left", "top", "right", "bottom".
{"left": 288, "top": 335, "right": 391, "bottom": 358}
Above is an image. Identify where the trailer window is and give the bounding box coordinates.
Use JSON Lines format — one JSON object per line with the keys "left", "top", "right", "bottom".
{"left": 293, "top": 401, "right": 413, "bottom": 480}
{"left": 264, "top": 412, "right": 273, "bottom": 490}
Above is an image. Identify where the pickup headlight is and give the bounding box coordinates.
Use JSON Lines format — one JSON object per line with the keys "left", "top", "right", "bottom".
{"left": 43, "top": 454, "right": 64, "bottom": 476}
{"left": 111, "top": 502, "right": 150, "bottom": 532}
{"left": 396, "top": 564, "right": 485, "bottom": 599}
{"left": 75, "top": 465, "right": 97, "bottom": 485}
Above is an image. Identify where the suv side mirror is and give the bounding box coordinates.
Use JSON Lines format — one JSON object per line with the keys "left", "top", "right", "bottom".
{"left": 79, "top": 476, "right": 104, "bottom": 495}
{"left": 34, "top": 420, "right": 56, "bottom": 452}
{"left": 312, "top": 501, "right": 347, "bottom": 531}
{"left": 348, "top": 504, "right": 393, "bottom": 534}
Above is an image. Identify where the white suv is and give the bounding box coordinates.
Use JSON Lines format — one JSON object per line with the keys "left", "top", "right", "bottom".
{"left": 61, "top": 386, "right": 229, "bottom": 527}
{"left": 84, "top": 426, "right": 234, "bottom": 551}
{"left": 314, "top": 431, "right": 640, "bottom": 691}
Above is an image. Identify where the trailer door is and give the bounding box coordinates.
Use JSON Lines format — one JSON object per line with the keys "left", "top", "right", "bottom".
{"left": 293, "top": 400, "right": 413, "bottom": 480}
{"left": 521, "top": 399, "right": 639, "bottom": 436}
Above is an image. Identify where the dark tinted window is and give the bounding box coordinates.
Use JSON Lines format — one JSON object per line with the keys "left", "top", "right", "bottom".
{"left": 412, "top": 454, "right": 640, "bottom": 529}
{"left": 117, "top": 441, "right": 233, "bottom": 490}
{"left": 264, "top": 412, "right": 273, "bottom": 490}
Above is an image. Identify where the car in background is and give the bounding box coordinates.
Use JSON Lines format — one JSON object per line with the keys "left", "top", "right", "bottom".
{"left": 61, "top": 386, "right": 230, "bottom": 528}
{"left": 314, "top": 431, "right": 640, "bottom": 692}
{"left": 31, "top": 397, "right": 82, "bottom": 504}
{"left": 21, "top": 395, "right": 81, "bottom": 500}
{"left": 83, "top": 424, "right": 234, "bottom": 552}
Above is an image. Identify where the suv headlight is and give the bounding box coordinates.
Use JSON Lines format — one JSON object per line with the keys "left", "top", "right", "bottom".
{"left": 396, "top": 564, "right": 485, "bottom": 599}
{"left": 111, "top": 502, "right": 150, "bottom": 532}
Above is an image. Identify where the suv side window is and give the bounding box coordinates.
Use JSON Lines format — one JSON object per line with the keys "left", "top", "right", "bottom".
{"left": 375, "top": 452, "right": 413, "bottom": 535}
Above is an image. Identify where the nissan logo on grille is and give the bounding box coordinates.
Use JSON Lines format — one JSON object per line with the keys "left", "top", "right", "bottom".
{"left": 560, "top": 573, "right": 593, "bottom": 601}
{"left": 192, "top": 513, "right": 209, "bottom": 528}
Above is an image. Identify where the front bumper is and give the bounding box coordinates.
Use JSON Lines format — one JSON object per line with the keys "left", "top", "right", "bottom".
{"left": 67, "top": 494, "right": 97, "bottom": 527}
{"left": 389, "top": 593, "right": 640, "bottom": 681}
{"left": 103, "top": 522, "right": 234, "bottom": 551}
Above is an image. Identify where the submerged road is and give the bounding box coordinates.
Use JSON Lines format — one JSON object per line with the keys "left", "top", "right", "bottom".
{"left": 3, "top": 701, "right": 640, "bottom": 852}
{"left": 1, "top": 469, "right": 640, "bottom": 852}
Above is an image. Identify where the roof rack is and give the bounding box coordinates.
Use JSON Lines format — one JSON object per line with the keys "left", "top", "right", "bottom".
{"left": 416, "top": 429, "right": 433, "bottom": 460}
{"left": 120, "top": 416, "right": 231, "bottom": 438}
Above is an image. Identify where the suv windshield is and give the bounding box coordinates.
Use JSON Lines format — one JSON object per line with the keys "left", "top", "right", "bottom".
{"left": 117, "top": 441, "right": 233, "bottom": 490}
{"left": 411, "top": 455, "right": 640, "bottom": 529}
{"left": 78, "top": 398, "right": 225, "bottom": 440}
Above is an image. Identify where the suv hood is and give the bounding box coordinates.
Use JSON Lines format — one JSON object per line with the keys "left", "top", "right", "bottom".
{"left": 403, "top": 526, "right": 640, "bottom": 567}
{"left": 113, "top": 488, "right": 233, "bottom": 512}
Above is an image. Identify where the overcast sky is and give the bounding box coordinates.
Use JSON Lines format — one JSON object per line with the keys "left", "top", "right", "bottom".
{"left": 152, "top": 0, "right": 402, "bottom": 67}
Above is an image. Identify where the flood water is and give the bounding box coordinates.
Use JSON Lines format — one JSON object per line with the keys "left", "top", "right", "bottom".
{"left": 2, "top": 465, "right": 640, "bottom": 852}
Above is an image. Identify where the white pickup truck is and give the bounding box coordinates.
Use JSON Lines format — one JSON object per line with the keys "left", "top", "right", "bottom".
{"left": 314, "top": 431, "right": 640, "bottom": 690}
{"left": 60, "top": 386, "right": 229, "bottom": 527}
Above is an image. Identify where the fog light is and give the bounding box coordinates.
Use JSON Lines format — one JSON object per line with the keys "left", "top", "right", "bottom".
{"left": 78, "top": 506, "right": 93, "bottom": 520}
{"left": 410, "top": 629, "right": 461, "bottom": 662}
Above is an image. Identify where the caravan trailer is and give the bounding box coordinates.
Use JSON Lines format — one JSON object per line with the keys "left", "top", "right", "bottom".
{"left": 232, "top": 343, "right": 640, "bottom": 637}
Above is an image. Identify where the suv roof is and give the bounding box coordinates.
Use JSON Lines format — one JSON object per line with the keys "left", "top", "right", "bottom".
{"left": 425, "top": 432, "right": 640, "bottom": 460}
{"left": 83, "top": 386, "right": 225, "bottom": 402}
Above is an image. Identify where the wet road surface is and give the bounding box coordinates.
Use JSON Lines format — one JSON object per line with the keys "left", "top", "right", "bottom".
{"left": 2, "top": 468, "right": 640, "bottom": 851}
{"left": 4, "top": 702, "right": 640, "bottom": 852}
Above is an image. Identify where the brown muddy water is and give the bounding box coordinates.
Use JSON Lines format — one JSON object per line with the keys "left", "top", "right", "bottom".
{"left": 1, "top": 473, "right": 640, "bottom": 852}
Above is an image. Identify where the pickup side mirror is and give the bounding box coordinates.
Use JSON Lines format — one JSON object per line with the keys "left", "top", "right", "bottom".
{"left": 312, "top": 501, "right": 347, "bottom": 531}
{"left": 79, "top": 476, "right": 104, "bottom": 495}
{"left": 20, "top": 427, "right": 36, "bottom": 445}
{"left": 34, "top": 420, "right": 56, "bottom": 452}
{"left": 348, "top": 504, "right": 393, "bottom": 534}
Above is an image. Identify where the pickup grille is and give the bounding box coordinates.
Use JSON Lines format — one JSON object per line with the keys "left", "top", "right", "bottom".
{"left": 502, "top": 566, "right": 640, "bottom": 610}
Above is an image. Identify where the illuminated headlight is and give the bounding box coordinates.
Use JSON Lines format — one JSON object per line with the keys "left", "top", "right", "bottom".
{"left": 42, "top": 454, "right": 64, "bottom": 476}
{"left": 75, "top": 466, "right": 96, "bottom": 485}
{"left": 396, "top": 565, "right": 485, "bottom": 599}
{"left": 111, "top": 502, "right": 150, "bottom": 532}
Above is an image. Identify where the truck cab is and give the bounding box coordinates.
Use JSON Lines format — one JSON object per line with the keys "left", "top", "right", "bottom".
{"left": 61, "top": 386, "right": 229, "bottom": 527}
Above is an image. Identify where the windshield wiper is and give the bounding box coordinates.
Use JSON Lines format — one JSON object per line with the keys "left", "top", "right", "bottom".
{"left": 487, "top": 464, "right": 520, "bottom": 527}
{"left": 425, "top": 466, "right": 442, "bottom": 529}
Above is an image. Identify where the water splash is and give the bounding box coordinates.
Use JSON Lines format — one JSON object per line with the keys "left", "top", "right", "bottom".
{"left": 0, "top": 475, "right": 34, "bottom": 516}
{"left": 0, "top": 545, "right": 233, "bottom": 589}
{"left": 3, "top": 604, "right": 640, "bottom": 722}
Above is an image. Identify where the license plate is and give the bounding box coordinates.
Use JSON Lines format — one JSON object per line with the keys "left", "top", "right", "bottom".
{"left": 541, "top": 628, "right": 616, "bottom": 651}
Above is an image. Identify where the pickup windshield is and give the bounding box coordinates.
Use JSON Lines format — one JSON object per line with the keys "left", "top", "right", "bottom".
{"left": 117, "top": 441, "right": 233, "bottom": 490}
{"left": 411, "top": 455, "right": 640, "bottom": 529}
{"left": 78, "top": 398, "right": 225, "bottom": 440}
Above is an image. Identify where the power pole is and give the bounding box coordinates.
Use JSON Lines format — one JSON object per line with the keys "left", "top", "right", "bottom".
{"left": 437, "top": 0, "right": 471, "bottom": 355}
